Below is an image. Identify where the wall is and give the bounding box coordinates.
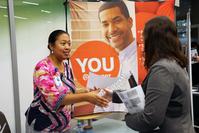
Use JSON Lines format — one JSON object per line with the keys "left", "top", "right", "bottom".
{"left": 14, "top": 0, "right": 66, "bottom": 132}
{"left": 0, "top": 0, "right": 66, "bottom": 132}
{"left": 0, "top": 0, "right": 16, "bottom": 132}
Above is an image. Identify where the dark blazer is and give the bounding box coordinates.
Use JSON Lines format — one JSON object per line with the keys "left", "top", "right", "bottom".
{"left": 114, "top": 59, "right": 195, "bottom": 133}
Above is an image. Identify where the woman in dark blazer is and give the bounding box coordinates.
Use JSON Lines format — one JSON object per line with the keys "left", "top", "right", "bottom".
{"left": 113, "top": 16, "right": 195, "bottom": 133}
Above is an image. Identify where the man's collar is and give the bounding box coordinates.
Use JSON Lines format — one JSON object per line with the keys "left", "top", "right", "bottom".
{"left": 119, "top": 40, "right": 136, "bottom": 59}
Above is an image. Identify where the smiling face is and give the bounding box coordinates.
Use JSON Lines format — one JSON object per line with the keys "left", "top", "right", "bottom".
{"left": 50, "top": 33, "right": 71, "bottom": 61}
{"left": 99, "top": 7, "right": 133, "bottom": 52}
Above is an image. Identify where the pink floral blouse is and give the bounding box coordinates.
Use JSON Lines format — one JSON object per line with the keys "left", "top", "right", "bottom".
{"left": 25, "top": 57, "right": 76, "bottom": 132}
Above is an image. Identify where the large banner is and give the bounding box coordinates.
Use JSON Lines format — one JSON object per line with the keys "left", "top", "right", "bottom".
{"left": 69, "top": 0, "right": 175, "bottom": 116}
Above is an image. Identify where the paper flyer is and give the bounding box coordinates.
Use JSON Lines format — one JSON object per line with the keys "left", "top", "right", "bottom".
{"left": 116, "top": 85, "right": 145, "bottom": 114}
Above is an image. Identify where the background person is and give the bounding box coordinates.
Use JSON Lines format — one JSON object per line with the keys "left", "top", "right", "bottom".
{"left": 109, "top": 16, "right": 195, "bottom": 133}
{"left": 25, "top": 30, "right": 108, "bottom": 133}
{"left": 191, "top": 41, "right": 199, "bottom": 63}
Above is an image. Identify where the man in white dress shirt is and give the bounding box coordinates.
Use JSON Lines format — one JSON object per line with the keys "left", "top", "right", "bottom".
{"left": 98, "top": 0, "right": 138, "bottom": 81}
{"left": 94, "top": 1, "right": 138, "bottom": 116}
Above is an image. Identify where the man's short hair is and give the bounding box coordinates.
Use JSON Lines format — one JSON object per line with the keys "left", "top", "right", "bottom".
{"left": 98, "top": 0, "right": 130, "bottom": 19}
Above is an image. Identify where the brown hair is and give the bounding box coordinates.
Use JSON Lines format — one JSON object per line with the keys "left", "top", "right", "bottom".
{"left": 143, "top": 16, "right": 187, "bottom": 69}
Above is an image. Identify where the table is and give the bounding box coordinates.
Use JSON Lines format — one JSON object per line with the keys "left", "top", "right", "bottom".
{"left": 71, "top": 117, "right": 138, "bottom": 133}
{"left": 92, "top": 118, "right": 138, "bottom": 133}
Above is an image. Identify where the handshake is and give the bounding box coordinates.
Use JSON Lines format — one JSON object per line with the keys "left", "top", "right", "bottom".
{"left": 73, "top": 73, "right": 144, "bottom": 117}
{"left": 86, "top": 73, "right": 145, "bottom": 114}
{"left": 85, "top": 73, "right": 135, "bottom": 107}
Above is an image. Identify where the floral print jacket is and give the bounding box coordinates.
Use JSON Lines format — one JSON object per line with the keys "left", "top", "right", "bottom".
{"left": 25, "top": 57, "right": 75, "bottom": 132}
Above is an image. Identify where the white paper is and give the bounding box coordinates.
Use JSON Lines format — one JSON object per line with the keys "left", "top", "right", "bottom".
{"left": 86, "top": 72, "right": 118, "bottom": 89}
{"left": 116, "top": 85, "right": 145, "bottom": 114}
{"left": 86, "top": 73, "right": 130, "bottom": 113}
{"left": 107, "top": 73, "right": 131, "bottom": 91}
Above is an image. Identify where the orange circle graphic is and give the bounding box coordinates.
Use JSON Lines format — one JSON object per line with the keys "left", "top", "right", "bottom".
{"left": 71, "top": 41, "right": 120, "bottom": 87}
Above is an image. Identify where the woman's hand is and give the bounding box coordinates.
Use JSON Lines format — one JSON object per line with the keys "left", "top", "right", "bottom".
{"left": 192, "top": 56, "right": 199, "bottom": 62}
{"left": 196, "top": 56, "right": 199, "bottom": 62}
{"left": 91, "top": 87, "right": 112, "bottom": 101}
{"left": 85, "top": 89, "right": 109, "bottom": 107}
{"left": 102, "top": 88, "right": 113, "bottom": 101}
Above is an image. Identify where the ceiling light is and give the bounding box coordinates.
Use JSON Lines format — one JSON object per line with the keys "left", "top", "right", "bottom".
{"left": 0, "top": 5, "right": 7, "bottom": 9}
{"left": 14, "top": 16, "right": 28, "bottom": 20}
{"left": 22, "top": 1, "right": 39, "bottom": 6}
{"left": 41, "top": 10, "right": 51, "bottom": 14}
{"left": 3, "top": 15, "right": 28, "bottom": 20}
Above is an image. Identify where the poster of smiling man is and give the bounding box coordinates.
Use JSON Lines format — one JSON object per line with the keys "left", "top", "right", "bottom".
{"left": 68, "top": 0, "right": 175, "bottom": 117}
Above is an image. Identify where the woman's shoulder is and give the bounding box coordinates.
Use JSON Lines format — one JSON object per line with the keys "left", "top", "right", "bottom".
{"left": 153, "top": 59, "right": 178, "bottom": 68}
{"left": 34, "top": 57, "right": 52, "bottom": 71}
{"left": 151, "top": 59, "right": 182, "bottom": 74}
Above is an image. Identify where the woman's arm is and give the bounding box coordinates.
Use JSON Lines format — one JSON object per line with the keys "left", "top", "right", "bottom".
{"left": 61, "top": 90, "right": 109, "bottom": 107}
{"left": 34, "top": 61, "right": 108, "bottom": 111}
{"left": 125, "top": 66, "right": 174, "bottom": 132}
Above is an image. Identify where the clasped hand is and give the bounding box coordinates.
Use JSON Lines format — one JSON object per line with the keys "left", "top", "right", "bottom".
{"left": 86, "top": 87, "right": 113, "bottom": 108}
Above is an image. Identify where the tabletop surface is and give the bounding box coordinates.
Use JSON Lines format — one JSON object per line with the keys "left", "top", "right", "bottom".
{"left": 72, "top": 117, "right": 138, "bottom": 133}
